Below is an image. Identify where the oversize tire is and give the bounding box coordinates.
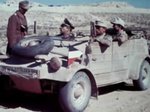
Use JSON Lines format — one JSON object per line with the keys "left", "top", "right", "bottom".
{"left": 12, "top": 36, "right": 54, "bottom": 58}
{"left": 133, "top": 60, "right": 150, "bottom": 90}
{"left": 59, "top": 71, "right": 91, "bottom": 112}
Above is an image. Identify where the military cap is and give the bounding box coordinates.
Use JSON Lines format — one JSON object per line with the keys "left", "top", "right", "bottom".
{"left": 61, "top": 18, "right": 75, "bottom": 29}
{"left": 95, "top": 20, "right": 109, "bottom": 29}
{"left": 111, "top": 17, "right": 125, "bottom": 28}
{"left": 19, "top": 0, "right": 30, "bottom": 10}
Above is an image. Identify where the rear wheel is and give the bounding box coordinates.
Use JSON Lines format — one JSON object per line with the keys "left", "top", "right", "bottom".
{"left": 59, "top": 71, "right": 91, "bottom": 112}
{"left": 133, "top": 60, "right": 150, "bottom": 90}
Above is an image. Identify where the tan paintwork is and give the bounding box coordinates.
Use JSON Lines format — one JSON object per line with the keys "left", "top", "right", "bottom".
{"left": 0, "top": 35, "right": 149, "bottom": 95}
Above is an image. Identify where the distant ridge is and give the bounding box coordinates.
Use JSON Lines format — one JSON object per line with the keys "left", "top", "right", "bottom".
{"left": 90, "top": 2, "right": 134, "bottom": 8}
{"left": 5, "top": 0, "right": 21, "bottom": 6}
{"left": 4, "top": 0, "right": 47, "bottom": 7}
{"left": 4, "top": 0, "right": 134, "bottom": 8}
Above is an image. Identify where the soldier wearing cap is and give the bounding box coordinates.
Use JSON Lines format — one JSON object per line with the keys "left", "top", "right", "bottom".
{"left": 57, "top": 18, "right": 75, "bottom": 40}
{"left": 6, "top": 0, "right": 30, "bottom": 55}
{"left": 111, "top": 17, "right": 128, "bottom": 43}
{"left": 94, "top": 20, "right": 112, "bottom": 46}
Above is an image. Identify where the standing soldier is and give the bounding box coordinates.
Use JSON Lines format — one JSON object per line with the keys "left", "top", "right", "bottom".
{"left": 94, "top": 20, "right": 112, "bottom": 46}
{"left": 111, "top": 17, "right": 128, "bottom": 43}
{"left": 6, "top": 0, "right": 30, "bottom": 55}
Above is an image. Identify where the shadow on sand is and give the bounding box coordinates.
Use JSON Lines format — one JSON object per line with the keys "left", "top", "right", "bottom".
{"left": 0, "top": 89, "right": 63, "bottom": 112}
{"left": 98, "top": 82, "right": 137, "bottom": 95}
{"left": 0, "top": 82, "right": 137, "bottom": 112}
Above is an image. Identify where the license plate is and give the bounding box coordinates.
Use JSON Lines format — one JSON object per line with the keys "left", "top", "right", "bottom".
{"left": 0, "top": 65, "right": 40, "bottom": 78}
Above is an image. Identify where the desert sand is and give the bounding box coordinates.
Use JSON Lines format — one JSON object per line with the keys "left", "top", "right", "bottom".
{"left": 0, "top": 0, "right": 150, "bottom": 112}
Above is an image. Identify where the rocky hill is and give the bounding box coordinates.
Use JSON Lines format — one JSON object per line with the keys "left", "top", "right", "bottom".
{"left": 84, "top": 1, "right": 134, "bottom": 8}
{"left": 4, "top": 0, "right": 46, "bottom": 7}
{"left": 4, "top": 0, "right": 21, "bottom": 6}
{"left": 2, "top": 0, "right": 136, "bottom": 8}
{"left": 0, "top": 1, "right": 149, "bottom": 36}
{"left": 0, "top": 0, "right": 149, "bottom": 54}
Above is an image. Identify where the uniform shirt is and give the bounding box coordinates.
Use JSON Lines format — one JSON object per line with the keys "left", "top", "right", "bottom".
{"left": 95, "top": 33, "right": 112, "bottom": 46}
{"left": 7, "top": 10, "right": 28, "bottom": 47}
{"left": 114, "top": 30, "right": 128, "bottom": 43}
{"left": 57, "top": 33, "right": 75, "bottom": 40}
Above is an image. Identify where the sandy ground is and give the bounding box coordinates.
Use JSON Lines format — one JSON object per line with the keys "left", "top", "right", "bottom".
{"left": 0, "top": 82, "right": 149, "bottom": 112}
{"left": 86, "top": 83, "right": 150, "bottom": 112}
{"left": 0, "top": 1, "right": 150, "bottom": 112}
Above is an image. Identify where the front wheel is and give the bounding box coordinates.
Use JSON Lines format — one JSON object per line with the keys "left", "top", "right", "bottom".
{"left": 59, "top": 71, "right": 91, "bottom": 112}
{"left": 0, "top": 76, "right": 12, "bottom": 93}
{"left": 133, "top": 60, "right": 150, "bottom": 90}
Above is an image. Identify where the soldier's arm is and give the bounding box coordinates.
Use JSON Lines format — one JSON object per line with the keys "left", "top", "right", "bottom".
{"left": 7, "top": 15, "right": 18, "bottom": 47}
{"left": 118, "top": 32, "right": 128, "bottom": 43}
{"left": 101, "top": 37, "right": 112, "bottom": 47}
{"left": 96, "top": 36, "right": 112, "bottom": 46}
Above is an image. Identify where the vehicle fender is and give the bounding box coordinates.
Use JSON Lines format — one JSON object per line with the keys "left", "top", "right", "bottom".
{"left": 129, "top": 55, "right": 150, "bottom": 80}
{"left": 78, "top": 69, "right": 98, "bottom": 98}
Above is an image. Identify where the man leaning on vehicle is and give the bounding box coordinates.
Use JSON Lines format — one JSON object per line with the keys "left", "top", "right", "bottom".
{"left": 6, "top": 0, "right": 30, "bottom": 55}
{"left": 111, "top": 17, "right": 128, "bottom": 44}
{"left": 94, "top": 20, "right": 112, "bottom": 46}
{"left": 57, "top": 18, "right": 75, "bottom": 40}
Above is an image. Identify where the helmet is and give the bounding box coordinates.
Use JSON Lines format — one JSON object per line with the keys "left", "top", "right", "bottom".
{"left": 95, "top": 20, "right": 109, "bottom": 29}
{"left": 111, "top": 17, "right": 125, "bottom": 28}
{"left": 19, "top": 0, "right": 30, "bottom": 10}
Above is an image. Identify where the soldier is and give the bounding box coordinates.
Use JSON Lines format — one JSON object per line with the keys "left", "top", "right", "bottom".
{"left": 57, "top": 18, "right": 75, "bottom": 40}
{"left": 6, "top": 0, "right": 30, "bottom": 55}
{"left": 94, "top": 20, "right": 112, "bottom": 46}
{"left": 111, "top": 17, "right": 128, "bottom": 43}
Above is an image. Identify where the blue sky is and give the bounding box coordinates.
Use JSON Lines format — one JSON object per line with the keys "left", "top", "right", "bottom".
{"left": 0, "top": 0, "right": 150, "bottom": 8}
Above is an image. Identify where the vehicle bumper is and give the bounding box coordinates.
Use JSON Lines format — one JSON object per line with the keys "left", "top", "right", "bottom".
{"left": 10, "top": 75, "right": 66, "bottom": 94}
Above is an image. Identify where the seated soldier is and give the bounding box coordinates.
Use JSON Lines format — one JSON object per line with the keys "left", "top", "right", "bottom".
{"left": 94, "top": 20, "right": 112, "bottom": 47}
{"left": 57, "top": 18, "right": 75, "bottom": 40}
{"left": 111, "top": 17, "right": 128, "bottom": 43}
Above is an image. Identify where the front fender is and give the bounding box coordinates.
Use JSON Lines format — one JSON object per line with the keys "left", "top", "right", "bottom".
{"left": 63, "top": 64, "right": 93, "bottom": 82}
{"left": 40, "top": 63, "right": 92, "bottom": 82}
{"left": 129, "top": 55, "right": 150, "bottom": 80}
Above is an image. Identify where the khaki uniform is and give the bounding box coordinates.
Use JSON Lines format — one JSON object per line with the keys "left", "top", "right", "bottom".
{"left": 114, "top": 30, "right": 128, "bottom": 43}
{"left": 57, "top": 33, "right": 75, "bottom": 40}
{"left": 95, "top": 33, "right": 112, "bottom": 46}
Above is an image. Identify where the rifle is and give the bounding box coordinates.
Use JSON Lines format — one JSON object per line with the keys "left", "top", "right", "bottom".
{"left": 84, "top": 21, "right": 96, "bottom": 55}
{"left": 90, "top": 21, "right": 96, "bottom": 40}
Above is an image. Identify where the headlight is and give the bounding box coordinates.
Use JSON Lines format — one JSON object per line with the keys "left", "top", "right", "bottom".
{"left": 48, "top": 57, "right": 62, "bottom": 71}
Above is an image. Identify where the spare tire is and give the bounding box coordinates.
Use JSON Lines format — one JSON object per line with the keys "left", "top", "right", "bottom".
{"left": 12, "top": 36, "right": 54, "bottom": 58}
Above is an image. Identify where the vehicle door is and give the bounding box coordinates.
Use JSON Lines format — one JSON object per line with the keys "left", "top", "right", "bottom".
{"left": 89, "top": 41, "right": 112, "bottom": 74}
{"left": 112, "top": 40, "right": 130, "bottom": 75}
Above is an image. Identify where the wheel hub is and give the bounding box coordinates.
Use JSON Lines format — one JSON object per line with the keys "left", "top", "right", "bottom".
{"left": 142, "top": 68, "right": 148, "bottom": 80}
{"left": 142, "top": 66, "right": 150, "bottom": 87}
{"left": 20, "top": 39, "right": 40, "bottom": 47}
{"left": 74, "top": 83, "right": 84, "bottom": 99}
{"left": 28, "top": 41, "right": 40, "bottom": 46}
